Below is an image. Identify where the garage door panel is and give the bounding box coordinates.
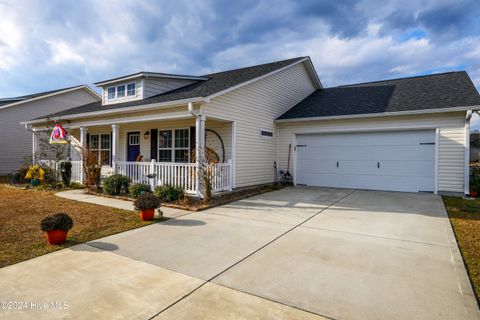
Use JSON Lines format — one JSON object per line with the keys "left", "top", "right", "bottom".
{"left": 297, "top": 159, "right": 434, "bottom": 177}
{"left": 298, "top": 131, "right": 434, "bottom": 147}
{"left": 298, "top": 145, "right": 434, "bottom": 161}
{"left": 296, "top": 130, "right": 435, "bottom": 193}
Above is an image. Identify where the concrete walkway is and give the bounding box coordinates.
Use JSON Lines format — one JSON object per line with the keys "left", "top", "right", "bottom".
{"left": 56, "top": 189, "right": 188, "bottom": 218}
{"left": 0, "top": 188, "right": 478, "bottom": 319}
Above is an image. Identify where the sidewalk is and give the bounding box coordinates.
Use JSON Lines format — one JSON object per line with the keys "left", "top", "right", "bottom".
{"left": 56, "top": 189, "right": 188, "bottom": 218}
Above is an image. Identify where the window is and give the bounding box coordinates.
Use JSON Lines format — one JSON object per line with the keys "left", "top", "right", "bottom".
{"left": 127, "top": 83, "right": 136, "bottom": 96}
{"left": 129, "top": 133, "right": 140, "bottom": 145}
{"left": 158, "top": 129, "right": 190, "bottom": 162}
{"left": 260, "top": 129, "right": 274, "bottom": 138}
{"left": 107, "top": 87, "right": 116, "bottom": 100}
{"left": 117, "top": 85, "right": 125, "bottom": 98}
{"left": 174, "top": 129, "right": 190, "bottom": 163}
{"left": 89, "top": 133, "right": 111, "bottom": 165}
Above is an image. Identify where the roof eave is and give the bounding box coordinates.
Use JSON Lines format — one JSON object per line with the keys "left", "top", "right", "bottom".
{"left": 0, "top": 85, "right": 100, "bottom": 111}
{"left": 21, "top": 97, "right": 206, "bottom": 125}
{"left": 94, "top": 73, "right": 209, "bottom": 86}
{"left": 275, "top": 105, "right": 480, "bottom": 123}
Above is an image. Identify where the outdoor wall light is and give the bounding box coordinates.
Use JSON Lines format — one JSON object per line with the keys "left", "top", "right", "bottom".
{"left": 144, "top": 131, "right": 150, "bottom": 140}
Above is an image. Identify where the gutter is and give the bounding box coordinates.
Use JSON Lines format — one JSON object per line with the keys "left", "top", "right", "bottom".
{"left": 275, "top": 105, "right": 480, "bottom": 123}
{"left": 21, "top": 97, "right": 206, "bottom": 125}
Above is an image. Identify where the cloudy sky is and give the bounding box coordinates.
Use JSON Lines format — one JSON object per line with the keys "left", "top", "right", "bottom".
{"left": 1, "top": 0, "right": 479, "bottom": 124}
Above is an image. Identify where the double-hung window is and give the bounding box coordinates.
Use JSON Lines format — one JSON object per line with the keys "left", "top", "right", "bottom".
{"left": 89, "top": 133, "right": 111, "bottom": 165}
{"left": 127, "top": 83, "right": 136, "bottom": 96}
{"left": 158, "top": 129, "right": 190, "bottom": 162}
{"left": 117, "top": 85, "right": 125, "bottom": 98}
{"left": 107, "top": 87, "right": 116, "bottom": 100}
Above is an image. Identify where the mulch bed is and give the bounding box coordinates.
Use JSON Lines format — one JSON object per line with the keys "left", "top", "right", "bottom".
{"left": 443, "top": 196, "right": 480, "bottom": 304}
{"left": 0, "top": 184, "right": 159, "bottom": 268}
{"left": 86, "top": 183, "right": 287, "bottom": 211}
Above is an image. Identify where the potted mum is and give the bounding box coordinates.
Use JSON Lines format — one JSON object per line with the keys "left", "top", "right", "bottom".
{"left": 133, "top": 194, "right": 161, "bottom": 221}
{"left": 40, "top": 213, "right": 74, "bottom": 245}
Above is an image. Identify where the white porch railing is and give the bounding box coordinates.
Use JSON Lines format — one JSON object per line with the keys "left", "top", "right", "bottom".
{"left": 115, "top": 160, "right": 232, "bottom": 194}
{"left": 37, "top": 160, "right": 83, "bottom": 183}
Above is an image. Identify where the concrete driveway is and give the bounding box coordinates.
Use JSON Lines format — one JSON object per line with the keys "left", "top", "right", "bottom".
{"left": 0, "top": 187, "right": 478, "bottom": 320}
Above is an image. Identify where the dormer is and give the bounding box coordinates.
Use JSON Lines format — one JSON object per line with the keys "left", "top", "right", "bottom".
{"left": 94, "top": 72, "right": 208, "bottom": 105}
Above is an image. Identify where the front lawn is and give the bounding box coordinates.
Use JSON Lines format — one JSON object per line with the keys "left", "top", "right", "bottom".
{"left": 0, "top": 184, "right": 157, "bottom": 268}
{"left": 443, "top": 196, "right": 480, "bottom": 303}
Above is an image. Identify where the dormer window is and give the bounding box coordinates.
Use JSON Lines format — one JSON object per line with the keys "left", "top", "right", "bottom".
{"left": 117, "top": 85, "right": 126, "bottom": 98}
{"left": 107, "top": 87, "right": 116, "bottom": 100}
{"left": 106, "top": 82, "right": 136, "bottom": 101}
{"left": 127, "top": 83, "right": 136, "bottom": 96}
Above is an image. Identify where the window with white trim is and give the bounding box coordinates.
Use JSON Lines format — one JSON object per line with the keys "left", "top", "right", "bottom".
{"left": 158, "top": 129, "right": 190, "bottom": 162}
{"left": 127, "top": 83, "right": 136, "bottom": 96}
{"left": 106, "top": 82, "right": 136, "bottom": 100}
{"left": 117, "top": 85, "right": 125, "bottom": 98}
{"left": 107, "top": 87, "right": 115, "bottom": 100}
{"left": 89, "top": 133, "right": 111, "bottom": 165}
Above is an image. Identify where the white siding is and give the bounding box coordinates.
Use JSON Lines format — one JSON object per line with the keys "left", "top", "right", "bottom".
{"left": 0, "top": 89, "right": 99, "bottom": 174}
{"left": 204, "top": 61, "right": 318, "bottom": 187}
{"left": 143, "top": 78, "right": 196, "bottom": 98}
{"left": 277, "top": 112, "right": 467, "bottom": 193}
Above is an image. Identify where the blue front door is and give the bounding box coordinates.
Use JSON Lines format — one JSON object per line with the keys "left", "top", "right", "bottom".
{"left": 127, "top": 132, "right": 141, "bottom": 161}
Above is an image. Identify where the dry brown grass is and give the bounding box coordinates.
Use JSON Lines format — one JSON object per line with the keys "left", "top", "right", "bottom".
{"left": 443, "top": 196, "right": 480, "bottom": 303}
{"left": 0, "top": 184, "right": 156, "bottom": 268}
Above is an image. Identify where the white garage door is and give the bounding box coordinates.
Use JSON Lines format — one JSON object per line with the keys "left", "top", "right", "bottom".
{"left": 295, "top": 130, "right": 435, "bottom": 192}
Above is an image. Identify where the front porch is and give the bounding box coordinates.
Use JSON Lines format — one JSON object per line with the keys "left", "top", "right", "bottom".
{"left": 34, "top": 112, "right": 235, "bottom": 196}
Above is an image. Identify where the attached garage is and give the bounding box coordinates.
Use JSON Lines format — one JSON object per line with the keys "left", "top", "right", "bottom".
{"left": 295, "top": 130, "right": 435, "bottom": 193}
{"left": 276, "top": 71, "right": 480, "bottom": 195}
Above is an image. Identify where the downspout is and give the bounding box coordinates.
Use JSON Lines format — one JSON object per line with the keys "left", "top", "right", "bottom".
{"left": 188, "top": 102, "right": 205, "bottom": 198}
{"left": 465, "top": 110, "right": 473, "bottom": 195}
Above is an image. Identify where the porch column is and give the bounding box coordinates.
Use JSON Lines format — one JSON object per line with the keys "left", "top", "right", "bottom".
{"left": 32, "top": 131, "right": 37, "bottom": 164}
{"left": 79, "top": 127, "right": 88, "bottom": 183}
{"left": 195, "top": 114, "right": 206, "bottom": 198}
{"left": 111, "top": 124, "right": 119, "bottom": 173}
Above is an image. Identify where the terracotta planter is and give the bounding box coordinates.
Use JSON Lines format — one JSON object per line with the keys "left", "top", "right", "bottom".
{"left": 46, "top": 230, "right": 68, "bottom": 245}
{"left": 470, "top": 191, "right": 478, "bottom": 197}
{"left": 140, "top": 208, "right": 155, "bottom": 221}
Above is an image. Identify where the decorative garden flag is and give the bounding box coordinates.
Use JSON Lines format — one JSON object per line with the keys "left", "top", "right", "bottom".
{"left": 50, "top": 123, "right": 69, "bottom": 144}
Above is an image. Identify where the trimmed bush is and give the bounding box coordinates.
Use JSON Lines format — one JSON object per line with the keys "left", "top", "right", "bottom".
{"left": 470, "top": 175, "right": 480, "bottom": 192}
{"left": 60, "top": 161, "right": 72, "bottom": 187}
{"left": 129, "top": 183, "right": 152, "bottom": 198}
{"left": 133, "top": 194, "right": 161, "bottom": 211}
{"left": 154, "top": 185, "right": 184, "bottom": 203}
{"left": 40, "top": 213, "right": 74, "bottom": 232}
{"left": 103, "top": 174, "right": 130, "bottom": 196}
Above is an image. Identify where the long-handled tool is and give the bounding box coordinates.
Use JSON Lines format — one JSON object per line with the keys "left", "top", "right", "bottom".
{"left": 283, "top": 144, "right": 293, "bottom": 180}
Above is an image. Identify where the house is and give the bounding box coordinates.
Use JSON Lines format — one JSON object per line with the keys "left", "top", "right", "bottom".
{"left": 22, "top": 57, "right": 480, "bottom": 196}
{"left": 0, "top": 86, "right": 100, "bottom": 175}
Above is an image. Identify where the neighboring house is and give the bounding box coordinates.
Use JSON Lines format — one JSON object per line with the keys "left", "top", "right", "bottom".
{"left": 23, "top": 57, "right": 480, "bottom": 196}
{"left": 0, "top": 86, "right": 100, "bottom": 175}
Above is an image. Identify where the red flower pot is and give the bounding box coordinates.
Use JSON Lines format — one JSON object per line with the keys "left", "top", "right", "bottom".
{"left": 46, "top": 230, "right": 68, "bottom": 245}
{"left": 140, "top": 208, "right": 155, "bottom": 221}
{"left": 470, "top": 191, "right": 478, "bottom": 197}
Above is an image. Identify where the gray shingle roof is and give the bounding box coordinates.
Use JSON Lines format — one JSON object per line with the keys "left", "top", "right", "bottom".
{"left": 1, "top": 85, "right": 81, "bottom": 103}
{"left": 278, "top": 71, "right": 480, "bottom": 120}
{"left": 34, "top": 57, "right": 307, "bottom": 120}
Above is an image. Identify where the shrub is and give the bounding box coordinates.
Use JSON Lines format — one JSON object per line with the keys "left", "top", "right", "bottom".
{"left": 470, "top": 175, "right": 480, "bottom": 192}
{"left": 60, "top": 161, "right": 72, "bottom": 187}
{"left": 40, "top": 213, "right": 74, "bottom": 232}
{"left": 133, "top": 194, "right": 161, "bottom": 211}
{"left": 154, "top": 185, "right": 185, "bottom": 203}
{"left": 103, "top": 174, "right": 130, "bottom": 196}
{"left": 129, "top": 183, "right": 152, "bottom": 198}
{"left": 68, "top": 182, "right": 85, "bottom": 189}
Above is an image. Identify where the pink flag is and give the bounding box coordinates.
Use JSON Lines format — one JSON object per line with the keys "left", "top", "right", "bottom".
{"left": 50, "top": 123, "right": 69, "bottom": 144}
